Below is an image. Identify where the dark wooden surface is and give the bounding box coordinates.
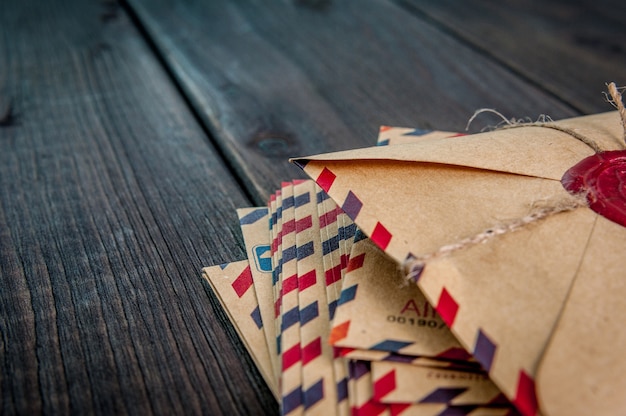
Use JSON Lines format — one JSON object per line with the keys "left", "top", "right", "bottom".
{"left": 0, "top": 0, "right": 624, "bottom": 414}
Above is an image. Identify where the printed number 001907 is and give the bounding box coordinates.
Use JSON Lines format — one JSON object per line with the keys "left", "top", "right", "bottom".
{"left": 386, "top": 315, "right": 446, "bottom": 329}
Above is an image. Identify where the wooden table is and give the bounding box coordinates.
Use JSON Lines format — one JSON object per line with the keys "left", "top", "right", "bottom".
{"left": 1, "top": 0, "right": 624, "bottom": 414}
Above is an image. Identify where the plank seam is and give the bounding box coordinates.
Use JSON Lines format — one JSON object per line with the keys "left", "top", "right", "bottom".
{"left": 119, "top": 0, "right": 260, "bottom": 206}
{"left": 391, "top": 0, "right": 584, "bottom": 115}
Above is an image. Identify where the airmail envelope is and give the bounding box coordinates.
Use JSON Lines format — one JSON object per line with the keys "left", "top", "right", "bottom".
{"left": 292, "top": 111, "right": 626, "bottom": 416}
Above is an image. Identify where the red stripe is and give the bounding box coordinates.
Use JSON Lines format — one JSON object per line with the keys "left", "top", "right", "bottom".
{"left": 436, "top": 288, "right": 459, "bottom": 328}
{"left": 389, "top": 404, "right": 411, "bottom": 416}
{"left": 274, "top": 298, "right": 281, "bottom": 318}
{"left": 513, "top": 371, "right": 538, "bottom": 416}
{"left": 325, "top": 264, "right": 342, "bottom": 285}
{"left": 283, "top": 274, "right": 298, "bottom": 295}
{"left": 317, "top": 167, "right": 336, "bottom": 193}
{"left": 373, "top": 370, "right": 396, "bottom": 401}
{"left": 295, "top": 215, "right": 313, "bottom": 232}
{"left": 340, "top": 253, "right": 350, "bottom": 270}
{"left": 282, "top": 219, "right": 296, "bottom": 235}
{"left": 370, "top": 222, "right": 392, "bottom": 250}
{"left": 282, "top": 343, "right": 301, "bottom": 370}
{"left": 346, "top": 253, "right": 366, "bottom": 273}
{"left": 298, "top": 270, "right": 317, "bottom": 291}
{"left": 337, "top": 347, "right": 355, "bottom": 357}
{"left": 334, "top": 346, "right": 349, "bottom": 358}
{"left": 319, "top": 207, "right": 342, "bottom": 228}
{"left": 293, "top": 179, "right": 308, "bottom": 185}
{"left": 302, "top": 337, "right": 322, "bottom": 365}
{"left": 435, "top": 347, "right": 472, "bottom": 361}
{"left": 355, "top": 400, "right": 387, "bottom": 416}
{"left": 231, "top": 265, "right": 253, "bottom": 298}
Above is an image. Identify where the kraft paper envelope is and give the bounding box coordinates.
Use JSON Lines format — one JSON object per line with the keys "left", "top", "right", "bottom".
{"left": 237, "top": 207, "right": 280, "bottom": 381}
{"left": 292, "top": 179, "right": 345, "bottom": 415}
{"left": 337, "top": 347, "right": 480, "bottom": 371}
{"left": 376, "top": 126, "right": 462, "bottom": 146}
{"left": 370, "top": 360, "right": 504, "bottom": 406}
{"left": 348, "top": 360, "right": 513, "bottom": 416}
{"left": 202, "top": 261, "right": 279, "bottom": 398}
{"left": 292, "top": 111, "right": 626, "bottom": 416}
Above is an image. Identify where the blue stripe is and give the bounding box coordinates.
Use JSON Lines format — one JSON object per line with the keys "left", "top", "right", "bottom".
{"left": 300, "top": 301, "right": 319, "bottom": 326}
{"left": 239, "top": 208, "right": 268, "bottom": 225}
{"left": 473, "top": 329, "right": 497, "bottom": 372}
{"left": 316, "top": 190, "right": 329, "bottom": 204}
{"left": 276, "top": 206, "right": 283, "bottom": 220}
{"left": 322, "top": 235, "right": 340, "bottom": 255}
{"left": 292, "top": 159, "right": 309, "bottom": 169}
{"left": 270, "top": 212, "right": 277, "bottom": 229}
{"left": 294, "top": 192, "right": 311, "bottom": 208}
{"left": 297, "top": 241, "right": 314, "bottom": 260}
{"left": 377, "top": 138, "right": 390, "bottom": 146}
{"left": 354, "top": 229, "right": 367, "bottom": 243}
{"left": 403, "top": 128, "right": 432, "bottom": 136}
{"left": 283, "top": 245, "right": 297, "bottom": 263}
{"left": 282, "top": 306, "right": 300, "bottom": 331}
{"left": 341, "top": 191, "right": 363, "bottom": 220}
{"left": 250, "top": 306, "right": 263, "bottom": 330}
{"left": 276, "top": 335, "right": 281, "bottom": 354}
{"left": 338, "top": 223, "right": 357, "bottom": 241}
{"left": 384, "top": 353, "right": 414, "bottom": 364}
{"left": 419, "top": 387, "right": 467, "bottom": 404}
{"left": 350, "top": 360, "right": 370, "bottom": 380}
{"left": 336, "top": 377, "right": 349, "bottom": 401}
{"left": 328, "top": 300, "right": 338, "bottom": 321}
{"left": 304, "top": 379, "right": 324, "bottom": 409}
{"left": 282, "top": 387, "right": 302, "bottom": 414}
{"left": 282, "top": 196, "right": 295, "bottom": 209}
{"left": 273, "top": 260, "right": 283, "bottom": 285}
{"left": 337, "top": 285, "right": 357, "bottom": 306}
{"left": 370, "top": 339, "right": 414, "bottom": 353}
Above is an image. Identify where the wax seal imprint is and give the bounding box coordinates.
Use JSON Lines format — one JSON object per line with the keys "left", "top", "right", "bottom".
{"left": 562, "top": 150, "right": 626, "bottom": 227}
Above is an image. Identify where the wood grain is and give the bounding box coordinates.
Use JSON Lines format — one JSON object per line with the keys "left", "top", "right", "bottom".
{"left": 2, "top": 0, "right": 624, "bottom": 414}
{"left": 398, "top": 0, "right": 626, "bottom": 113}
{"left": 126, "top": 0, "right": 580, "bottom": 204}
{"left": 0, "top": 0, "right": 276, "bottom": 414}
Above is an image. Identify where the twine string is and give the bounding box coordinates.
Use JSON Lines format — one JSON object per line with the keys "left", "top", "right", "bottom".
{"left": 403, "top": 83, "right": 626, "bottom": 276}
{"left": 466, "top": 109, "right": 604, "bottom": 152}
{"left": 605, "top": 82, "right": 626, "bottom": 146}
{"left": 402, "top": 194, "right": 587, "bottom": 277}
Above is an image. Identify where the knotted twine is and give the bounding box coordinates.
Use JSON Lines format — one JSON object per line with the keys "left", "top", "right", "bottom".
{"left": 402, "top": 82, "right": 626, "bottom": 278}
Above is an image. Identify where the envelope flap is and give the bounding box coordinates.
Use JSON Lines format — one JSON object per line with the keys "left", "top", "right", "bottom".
{"left": 536, "top": 215, "right": 626, "bottom": 416}
{"left": 295, "top": 112, "right": 621, "bottom": 181}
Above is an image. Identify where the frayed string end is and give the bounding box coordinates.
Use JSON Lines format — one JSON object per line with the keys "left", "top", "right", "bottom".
{"left": 605, "top": 82, "right": 626, "bottom": 146}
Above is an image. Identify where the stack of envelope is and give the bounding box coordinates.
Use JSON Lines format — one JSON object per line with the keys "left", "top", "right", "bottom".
{"left": 204, "top": 110, "right": 626, "bottom": 416}
{"left": 290, "top": 111, "right": 626, "bottom": 416}
{"left": 203, "top": 126, "right": 535, "bottom": 415}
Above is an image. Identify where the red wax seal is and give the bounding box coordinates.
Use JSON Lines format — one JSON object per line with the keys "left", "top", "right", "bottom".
{"left": 561, "top": 150, "right": 626, "bottom": 227}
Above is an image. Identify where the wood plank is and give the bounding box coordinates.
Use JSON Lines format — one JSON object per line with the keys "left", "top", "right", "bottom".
{"left": 126, "top": 0, "right": 580, "bottom": 204}
{"left": 397, "top": 0, "right": 626, "bottom": 113}
{"left": 0, "top": 1, "right": 276, "bottom": 414}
